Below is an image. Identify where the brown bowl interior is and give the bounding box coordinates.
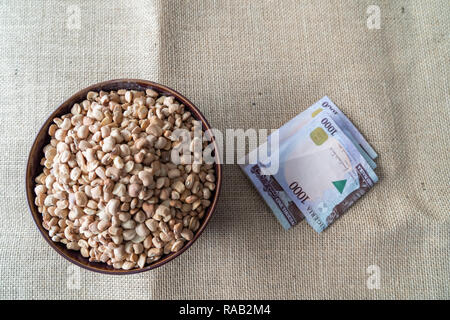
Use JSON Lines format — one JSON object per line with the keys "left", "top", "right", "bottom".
{"left": 26, "top": 79, "right": 222, "bottom": 274}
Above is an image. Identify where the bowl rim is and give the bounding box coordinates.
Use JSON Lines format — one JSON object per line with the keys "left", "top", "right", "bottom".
{"left": 25, "top": 79, "right": 223, "bottom": 275}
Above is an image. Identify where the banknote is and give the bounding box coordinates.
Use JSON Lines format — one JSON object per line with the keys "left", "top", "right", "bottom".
{"left": 272, "top": 96, "right": 377, "bottom": 168}
{"left": 240, "top": 97, "right": 378, "bottom": 230}
{"left": 311, "top": 96, "right": 378, "bottom": 160}
{"left": 240, "top": 162, "right": 304, "bottom": 229}
{"left": 244, "top": 97, "right": 376, "bottom": 171}
{"left": 268, "top": 113, "right": 378, "bottom": 233}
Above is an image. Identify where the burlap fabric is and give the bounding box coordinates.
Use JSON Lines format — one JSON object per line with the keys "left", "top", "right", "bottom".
{"left": 0, "top": 0, "right": 448, "bottom": 299}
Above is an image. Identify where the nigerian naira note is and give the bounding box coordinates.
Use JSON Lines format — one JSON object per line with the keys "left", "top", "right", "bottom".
{"left": 240, "top": 97, "right": 378, "bottom": 231}
{"left": 266, "top": 113, "right": 378, "bottom": 232}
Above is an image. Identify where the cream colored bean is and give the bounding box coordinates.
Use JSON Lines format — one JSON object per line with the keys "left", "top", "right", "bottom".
{"left": 181, "top": 228, "right": 194, "bottom": 241}
{"left": 185, "top": 174, "right": 195, "bottom": 189}
{"left": 113, "top": 156, "right": 124, "bottom": 169}
{"left": 122, "top": 220, "right": 136, "bottom": 229}
{"left": 145, "top": 219, "right": 159, "bottom": 232}
{"left": 77, "top": 125, "right": 89, "bottom": 139}
{"left": 155, "top": 205, "right": 170, "bottom": 219}
{"left": 75, "top": 191, "right": 88, "bottom": 207}
{"left": 112, "top": 183, "right": 126, "bottom": 197}
{"left": 122, "top": 261, "right": 136, "bottom": 270}
{"left": 125, "top": 91, "right": 133, "bottom": 103}
{"left": 147, "top": 247, "right": 163, "bottom": 257}
{"left": 123, "top": 229, "right": 136, "bottom": 241}
{"left": 124, "top": 160, "right": 135, "bottom": 173}
{"left": 185, "top": 195, "right": 198, "bottom": 204}
{"left": 135, "top": 223, "right": 150, "bottom": 237}
{"left": 168, "top": 169, "right": 181, "bottom": 179}
{"left": 146, "top": 124, "right": 162, "bottom": 137}
{"left": 172, "top": 180, "right": 185, "bottom": 193}
{"left": 106, "top": 167, "right": 121, "bottom": 181}
{"left": 152, "top": 237, "right": 164, "bottom": 249}
{"left": 102, "top": 136, "right": 115, "bottom": 152}
{"left": 138, "top": 170, "right": 153, "bottom": 187}
{"left": 171, "top": 240, "right": 184, "bottom": 252}
{"left": 154, "top": 136, "right": 167, "bottom": 149}
{"left": 146, "top": 89, "right": 158, "bottom": 98}
{"left": 128, "top": 183, "right": 141, "bottom": 197}
{"left": 134, "top": 211, "right": 146, "bottom": 223}
{"left": 136, "top": 253, "right": 146, "bottom": 268}
{"left": 106, "top": 198, "right": 120, "bottom": 215}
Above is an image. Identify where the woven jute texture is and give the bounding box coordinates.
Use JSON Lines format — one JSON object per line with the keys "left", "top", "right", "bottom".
{"left": 0, "top": 0, "right": 448, "bottom": 299}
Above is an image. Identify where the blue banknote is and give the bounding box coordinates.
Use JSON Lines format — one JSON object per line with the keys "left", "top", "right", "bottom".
{"left": 272, "top": 96, "right": 377, "bottom": 169}
{"left": 240, "top": 97, "right": 378, "bottom": 232}
{"left": 268, "top": 113, "right": 378, "bottom": 232}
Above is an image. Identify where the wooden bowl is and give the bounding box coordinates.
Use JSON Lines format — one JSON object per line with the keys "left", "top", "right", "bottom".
{"left": 26, "top": 79, "right": 222, "bottom": 274}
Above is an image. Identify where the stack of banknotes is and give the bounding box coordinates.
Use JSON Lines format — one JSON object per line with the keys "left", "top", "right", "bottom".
{"left": 240, "top": 97, "right": 378, "bottom": 233}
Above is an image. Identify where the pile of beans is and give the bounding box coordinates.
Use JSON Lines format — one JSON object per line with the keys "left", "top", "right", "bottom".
{"left": 34, "top": 89, "right": 216, "bottom": 270}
